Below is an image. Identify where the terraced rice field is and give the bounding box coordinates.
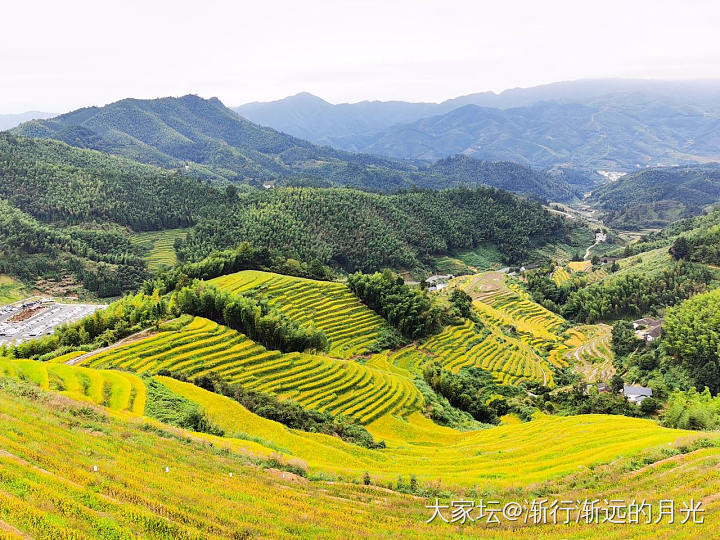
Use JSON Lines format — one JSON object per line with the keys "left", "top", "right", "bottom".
{"left": 552, "top": 266, "right": 571, "bottom": 286}
{"left": 460, "top": 273, "right": 564, "bottom": 336}
{"left": 130, "top": 228, "right": 189, "bottom": 271}
{"left": 80, "top": 317, "right": 422, "bottom": 424}
{"left": 565, "top": 324, "right": 615, "bottom": 382}
{"left": 443, "top": 272, "right": 569, "bottom": 384}
{"left": 0, "top": 357, "right": 145, "bottom": 414}
{"left": 209, "top": 270, "right": 387, "bottom": 358}
{"left": 568, "top": 260, "right": 592, "bottom": 272}
{"left": 1, "top": 367, "right": 717, "bottom": 538}
{"left": 144, "top": 378, "right": 709, "bottom": 489}
{"left": 422, "top": 320, "right": 551, "bottom": 385}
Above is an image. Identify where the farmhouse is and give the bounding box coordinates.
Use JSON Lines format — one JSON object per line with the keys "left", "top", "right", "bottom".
{"left": 425, "top": 274, "right": 454, "bottom": 292}
{"left": 633, "top": 317, "right": 662, "bottom": 342}
{"left": 623, "top": 384, "right": 653, "bottom": 404}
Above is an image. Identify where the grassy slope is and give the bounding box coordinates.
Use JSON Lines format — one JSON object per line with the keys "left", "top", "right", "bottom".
{"left": 0, "top": 275, "right": 26, "bottom": 306}
{"left": 0, "top": 379, "right": 452, "bottom": 539}
{"left": 130, "top": 228, "right": 189, "bottom": 271}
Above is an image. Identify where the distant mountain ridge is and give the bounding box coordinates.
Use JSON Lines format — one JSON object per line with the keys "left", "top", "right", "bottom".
{"left": 11, "top": 95, "right": 582, "bottom": 200}
{"left": 0, "top": 111, "right": 55, "bottom": 131}
{"left": 235, "top": 79, "right": 720, "bottom": 170}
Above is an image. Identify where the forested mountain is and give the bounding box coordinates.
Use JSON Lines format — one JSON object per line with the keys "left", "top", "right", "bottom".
{"left": 237, "top": 80, "right": 720, "bottom": 171}
{"left": 589, "top": 164, "right": 720, "bottom": 228}
{"left": 0, "top": 133, "right": 225, "bottom": 296}
{"left": 178, "top": 186, "right": 568, "bottom": 271}
{"left": 0, "top": 133, "right": 222, "bottom": 230}
{"left": 0, "top": 133, "right": 567, "bottom": 295}
{"left": 10, "top": 95, "right": 583, "bottom": 200}
{"left": 235, "top": 92, "right": 440, "bottom": 145}
{"left": 426, "top": 156, "right": 580, "bottom": 201}
{"left": 11, "top": 94, "right": 430, "bottom": 189}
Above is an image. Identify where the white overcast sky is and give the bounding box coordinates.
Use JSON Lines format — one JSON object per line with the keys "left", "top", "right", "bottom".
{"left": 2, "top": 0, "right": 720, "bottom": 113}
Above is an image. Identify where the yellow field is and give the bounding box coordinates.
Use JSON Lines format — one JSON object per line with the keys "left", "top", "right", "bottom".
{"left": 0, "top": 357, "right": 145, "bottom": 414}
{"left": 155, "top": 377, "right": 702, "bottom": 489}
{"left": 568, "top": 260, "right": 592, "bottom": 272}
{"left": 1, "top": 369, "right": 718, "bottom": 538}
{"left": 443, "top": 272, "right": 571, "bottom": 386}
{"left": 0, "top": 382, "right": 454, "bottom": 539}
{"left": 552, "top": 266, "right": 571, "bottom": 286}
{"left": 131, "top": 228, "right": 189, "bottom": 271}
{"left": 422, "top": 320, "right": 551, "bottom": 385}
{"left": 80, "top": 317, "right": 422, "bottom": 424}
{"left": 209, "top": 270, "right": 386, "bottom": 358}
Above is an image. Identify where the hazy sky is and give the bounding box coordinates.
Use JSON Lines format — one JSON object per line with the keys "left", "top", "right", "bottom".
{"left": 3, "top": 0, "right": 720, "bottom": 113}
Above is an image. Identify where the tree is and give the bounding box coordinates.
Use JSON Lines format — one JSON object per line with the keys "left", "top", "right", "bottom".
{"left": 611, "top": 374, "right": 625, "bottom": 394}
{"left": 225, "top": 184, "right": 238, "bottom": 200}
{"left": 611, "top": 321, "right": 638, "bottom": 358}
{"left": 670, "top": 236, "right": 690, "bottom": 260}
{"left": 639, "top": 397, "right": 660, "bottom": 415}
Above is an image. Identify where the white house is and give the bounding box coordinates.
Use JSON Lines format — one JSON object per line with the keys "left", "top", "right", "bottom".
{"left": 623, "top": 385, "right": 653, "bottom": 404}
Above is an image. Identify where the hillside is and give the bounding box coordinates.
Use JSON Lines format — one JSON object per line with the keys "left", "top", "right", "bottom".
{"left": 2, "top": 374, "right": 716, "bottom": 538}
{"left": 0, "top": 133, "right": 569, "bottom": 294}
{"left": 427, "top": 155, "right": 580, "bottom": 201}
{"left": 11, "top": 94, "right": 432, "bottom": 189}
{"left": 0, "top": 110, "right": 55, "bottom": 131}
{"left": 236, "top": 80, "right": 720, "bottom": 146}
{"left": 589, "top": 164, "right": 720, "bottom": 228}
{"left": 235, "top": 92, "right": 441, "bottom": 145}
{"left": 0, "top": 133, "right": 225, "bottom": 296}
{"left": 177, "top": 187, "right": 569, "bottom": 270}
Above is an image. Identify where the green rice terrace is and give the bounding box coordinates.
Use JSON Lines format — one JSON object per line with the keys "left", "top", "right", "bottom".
{"left": 209, "top": 270, "right": 387, "bottom": 358}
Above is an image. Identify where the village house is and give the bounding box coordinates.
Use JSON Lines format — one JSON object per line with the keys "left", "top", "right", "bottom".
{"left": 425, "top": 274, "right": 454, "bottom": 291}
{"left": 632, "top": 317, "right": 662, "bottom": 342}
{"left": 623, "top": 385, "right": 653, "bottom": 404}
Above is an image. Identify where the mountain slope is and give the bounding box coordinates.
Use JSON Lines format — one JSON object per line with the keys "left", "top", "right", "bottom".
{"left": 589, "top": 164, "right": 720, "bottom": 228}
{"left": 12, "top": 94, "right": 426, "bottom": 189}
{"left": 235, "top": 92, "right": 440, "bottom": 144}
{"left": 426, "top": 155, "right": 579, "bottom": 201}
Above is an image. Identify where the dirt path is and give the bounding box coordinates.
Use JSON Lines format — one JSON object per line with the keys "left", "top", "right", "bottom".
{"left": 65, "top": 328, "right": 157, "bottom": 365}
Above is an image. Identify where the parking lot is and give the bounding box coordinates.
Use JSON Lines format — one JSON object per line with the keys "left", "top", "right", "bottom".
{"left": 0, "top": 298, "right": 106, "bottom": 345}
